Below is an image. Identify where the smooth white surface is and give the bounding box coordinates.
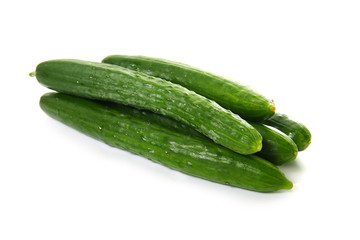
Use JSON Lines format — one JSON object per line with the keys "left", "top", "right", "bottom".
{"left": 1, "top": 1, "right": 359, "bottom": 239}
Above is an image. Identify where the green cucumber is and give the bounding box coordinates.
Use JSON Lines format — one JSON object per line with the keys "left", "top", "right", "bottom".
{"left": 264, "top": 113, "right": 311, "bottom": 151}
{"left": 102, "top": 55, "right": 275, "bottom": 122}
{"left": 118, "top": 65, "right": 298, "bottom": 165}
{"left": 40, "top": 92, "right": 293, "bottom": 192}
{"left": 250, "top": 123, "right": 298, "bottom": 165}
{"left": 33, "top": 59, "right": 262, "bottom": 155}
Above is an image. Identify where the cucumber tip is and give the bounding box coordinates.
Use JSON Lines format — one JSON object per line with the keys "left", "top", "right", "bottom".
{"left": 284, "top": 180, "right": 293, "bottom": 190}
{"left": 29, "top": 71, "right": 36, "bottom": 77}
{"left": 270, "top": 105, "right": 276, "bottom": 112}
{"left": 257, "top": 144, "right": 262, "bottom": 151}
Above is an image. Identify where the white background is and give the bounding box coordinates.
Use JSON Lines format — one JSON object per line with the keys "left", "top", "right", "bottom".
{"left": 1, "top": 1, "right": 359, "bottom": 239}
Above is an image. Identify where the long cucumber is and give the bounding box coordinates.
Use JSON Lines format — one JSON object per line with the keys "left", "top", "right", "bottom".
{"left": 102, "top": 55, "right": 276, "bottom": 121}
{"left": 40, "top": 92, "right": 293, "bottom": 192}
{"left": 33, "top": 59, "right": 262, "bottom": 155}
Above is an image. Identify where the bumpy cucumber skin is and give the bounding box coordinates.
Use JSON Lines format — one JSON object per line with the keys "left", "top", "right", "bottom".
{"left": 40, "top": 92, "right": 293, "bottom": 192}
{"left": 102, "top": 55, "right": 275, "bottom": 122}
{"left": 250, "top": 123, "right": 298, "bottom": 165}
{"left": 35, "top": 59, "right": 262, "bottom": 155}
{"left": 264, "top": 113, "right": 311, "bottom": 151}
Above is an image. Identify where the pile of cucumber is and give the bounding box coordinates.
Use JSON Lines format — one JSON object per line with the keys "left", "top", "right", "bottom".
{"left": 31, "top": 55, "right": 311, "bottom": 192}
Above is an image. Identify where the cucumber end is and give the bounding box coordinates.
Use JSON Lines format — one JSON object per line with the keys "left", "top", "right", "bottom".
{"left": 283, "top": 180, "right": 293, "bottom": 190}
{"left": 270, "top": 105, "right": 276, "bottom": 112}
{"left": 29, "top": 71, "right": 36, "bottom": 77}
{"left": 256, "top": 144, "right": 262, "bottom": 151}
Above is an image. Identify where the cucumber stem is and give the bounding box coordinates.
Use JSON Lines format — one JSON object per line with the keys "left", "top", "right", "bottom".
{"left": 29, "top": 71, "right": 36, "bottom": 77}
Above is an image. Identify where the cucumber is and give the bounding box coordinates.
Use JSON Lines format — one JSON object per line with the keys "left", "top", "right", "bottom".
{"left": 33, "top": 59, "right": 262, "bottom": 155}
{"left": 264, "top": 113, "right": 311, "bottom": 151}
{"left": 115, "top": 64, "right": 298, "bottom": 165}
{"left": 250, "top": 123, "right": 298, "bottom": 165}
{"left": 40, "top": 92, "right": 293, "bottom": 192}
{"left": 102, "top": 55, "right": 275, "bottom": 122}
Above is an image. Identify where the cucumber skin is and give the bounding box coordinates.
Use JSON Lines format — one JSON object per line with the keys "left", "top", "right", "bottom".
{"left": 35, "top": 59, "right": 262, "bottom": 155}
{"left": 250, "top": 123, "right": 298, "bottom": 165}
{"left": 40, "top": 92, "right": 293, "bottom": 192}
{"left": 264, "top": 113, "right": 311, "bottom": 151}
{"left": 102, "top": 55, "right": 275, "bottom": 122}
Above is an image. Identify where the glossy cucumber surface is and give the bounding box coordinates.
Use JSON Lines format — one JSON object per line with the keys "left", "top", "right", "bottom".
{"left": 34, "top": 59, "right": 262, "bottom": 155}
{"left": 102, "top": 55, "right": 275, "bottom": 121}
{"left": 40, "top": 92, "right": 293, "bottom": 192}
{"left": 264, "top": 113, "right": 311, "bottom": 151}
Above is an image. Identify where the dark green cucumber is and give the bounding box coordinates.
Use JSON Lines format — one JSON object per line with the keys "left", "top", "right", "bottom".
{"left": 33, "top": 59, "right": 262, "bottom": 155}
{"left": 264, "top": 113, "right": 311, "bottom": 151}
{"left": 250, "top": 123, "right": 298, "bottom": 165}
{"left": 40, "top": 92, "right": 293, "bottom": 192}
{"left": 102, "top": 55, "right": 276, "bottom": 122}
